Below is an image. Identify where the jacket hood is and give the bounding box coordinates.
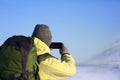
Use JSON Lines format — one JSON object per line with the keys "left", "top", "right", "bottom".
{"left": 33, "top": 37, "right": 50, "bottom": 55}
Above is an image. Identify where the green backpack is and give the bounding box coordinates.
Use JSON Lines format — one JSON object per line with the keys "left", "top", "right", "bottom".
{"left": 0, "top": 35, "right": 39, "bottom": 80}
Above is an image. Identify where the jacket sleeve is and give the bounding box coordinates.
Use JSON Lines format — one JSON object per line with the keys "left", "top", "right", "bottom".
{"left": 37, "top": 53, "right": 76, "bottom": 79}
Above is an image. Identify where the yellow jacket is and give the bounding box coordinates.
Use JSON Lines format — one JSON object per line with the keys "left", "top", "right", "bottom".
{"left": 34, "top": 37, "right": 76, "bottom": 80}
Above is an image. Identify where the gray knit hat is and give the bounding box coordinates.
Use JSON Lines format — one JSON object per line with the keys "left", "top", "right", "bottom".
{"left": 32, "top": 24, "right": 52, "bottom": 46}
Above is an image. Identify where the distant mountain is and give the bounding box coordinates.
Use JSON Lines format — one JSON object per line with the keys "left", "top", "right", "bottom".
{"left": 84, "top": 39, "right": 120, "bottom": 68}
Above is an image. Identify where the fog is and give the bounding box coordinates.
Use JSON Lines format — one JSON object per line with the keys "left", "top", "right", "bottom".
{"left": 66, "top": 65, "right": 120, "bottom": 80}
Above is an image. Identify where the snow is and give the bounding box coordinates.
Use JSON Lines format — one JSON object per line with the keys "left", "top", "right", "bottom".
{"left": 85, "top": 39, "right": 120, "bottom": 68}
{"left": 66, "top": 66, "right": 120, "bottom": 80}
{"left": 66, "top": 39, "right": 120, "bottom": 80}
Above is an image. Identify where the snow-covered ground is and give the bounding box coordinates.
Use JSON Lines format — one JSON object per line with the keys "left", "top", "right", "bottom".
{"left": 66, "top": 65, "right": 120, "bottom": 80}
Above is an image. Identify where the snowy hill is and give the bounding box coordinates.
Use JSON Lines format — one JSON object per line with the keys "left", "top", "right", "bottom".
{"left": 84, "top": 39, "right": 120, "bottom": 68}
{"left": 68, "top": 40, "right": 120, "bottom": 80}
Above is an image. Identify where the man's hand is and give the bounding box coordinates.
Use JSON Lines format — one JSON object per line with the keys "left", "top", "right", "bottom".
{"left": 59, "top": 44, "right": 69, "bottom": 55}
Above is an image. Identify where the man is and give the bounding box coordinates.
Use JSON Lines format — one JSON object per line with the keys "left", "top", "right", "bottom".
{"left": 32, "top": 24, "right": 76, "bottom": 80}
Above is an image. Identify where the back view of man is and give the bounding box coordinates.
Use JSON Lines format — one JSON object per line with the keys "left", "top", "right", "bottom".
{"left": 32, "top": 24, "right": 76, "bottom": 80}
{"left": 0, "top": 24, "right": 76, "bottom": 80}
